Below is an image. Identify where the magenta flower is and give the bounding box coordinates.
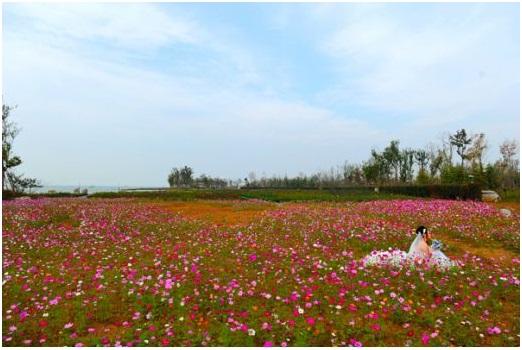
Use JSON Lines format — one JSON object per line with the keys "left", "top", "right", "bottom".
{"left": 349, "top": 338, "right": 362, "bottom": 347}
{"left": 370, "top": 323, "right": 381, "bottom": 332}
{"left": 19, "top": 311, "right": 29, "bottom": 321}
{"left": 421, "top": 333, "right": 430, "bottom": 345}
{"left": 487, "top": 326, "right": 502, "bottom": 335}
{"left": 306, "top": 317, "right": 315, "bottom": 326}
{"left": 165, "top": 278, "right": 173, "bottom": 290}
{"left": 263, "top": 341, "right": 273, "bottom": 347}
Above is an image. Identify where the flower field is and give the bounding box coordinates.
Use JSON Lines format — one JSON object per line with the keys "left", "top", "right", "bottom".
{"left": 2, "top": 198, "right": 519, "bottom": 346}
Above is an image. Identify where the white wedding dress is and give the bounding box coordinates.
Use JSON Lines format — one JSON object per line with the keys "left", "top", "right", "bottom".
{"left": 407, "top": 233, "right": 432, "bottom": 260}
{"left": 362, "top": 235, "right": 456, "bottom": 270}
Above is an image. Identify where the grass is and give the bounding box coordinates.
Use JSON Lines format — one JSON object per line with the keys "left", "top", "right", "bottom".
{"left": 89, "top": 188, "right": 412, "bottom": 202}
{"left": 499, "top": 188, "right": 520, "bottom": 203}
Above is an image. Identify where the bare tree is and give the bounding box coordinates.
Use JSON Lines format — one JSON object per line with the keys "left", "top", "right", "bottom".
{"left": 466, "top": 133, "right": 487, "bottom": 171}
{"left": 499, "top": 139, "right": 518, "bottom": 169}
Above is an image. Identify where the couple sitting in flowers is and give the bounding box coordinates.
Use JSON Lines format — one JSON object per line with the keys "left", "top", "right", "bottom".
{"left": 363, "top": 225, "right": 456, "bottom": 269}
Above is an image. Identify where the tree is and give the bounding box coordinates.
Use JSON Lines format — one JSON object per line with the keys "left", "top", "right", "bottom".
{"left": 2, "top": 104, "right": 40, "bottom": 193}
{"left": 371, "top": 149, "right": 391, "bottom": 183}
{"left": 3, "top": 104, "right": 21, "bottom": 191}
{"left": 399, "top": 149, "right": 415, "bottom": 183}
{"left": 362, "top": 160, "right": 380, "bottom": 185}
{"left": 499, "top": 139, "right": 518, "bottom": 170}
{"left": 342, "top": 162, "right": 364, "bottom": 185}
{"left": 429, "top": 150, "right": 444, "bottom": 179}
{"left": 383, "top": 140, "right": 401, "bottom": 182}
{"left": 466, "top": 133, "right": 487, "bottom": 171}
{"left": 180, "top": 166, "right": 193, "bottom": 187}
{"left": 484, "top": 164, "right": 500, "bottom": 189}
{"left": 449, "top": 129, "right": 472, "bottom": 167}
{"left": 497, "top": 140, "right": 519, "bottom": 189}
{"left": 168, "top": 168, "right": 181, "bottom": 187}
{"left": 414, "top": 150, "right": 429, "bottom": 174}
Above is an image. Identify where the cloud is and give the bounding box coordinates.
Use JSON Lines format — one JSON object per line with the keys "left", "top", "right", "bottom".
{"left": 3, "top": 4, "right": 378, "bottom": 185}
{"left": 7, "top": 3, "right": 200, "bottom": 50}
{"left": 319, "top": 4, "right": 519, "bottom": 126}
{"left": 2, "top": 3, "right": 518, "bottom": 184}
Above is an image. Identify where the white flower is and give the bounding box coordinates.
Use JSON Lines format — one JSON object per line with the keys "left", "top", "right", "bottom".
{"left": 248, "top": 329, "right": 256, "bottom": 336}
{"left": 298, "top": 307, "right": 304, "bottom": 314}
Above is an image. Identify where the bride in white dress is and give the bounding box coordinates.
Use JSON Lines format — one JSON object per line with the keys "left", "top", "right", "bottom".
{"left": 407, "top": 225, "right": 432, "bottom": 260}
{"left": 362, "top": 226, "right": 455, "bottom": 269}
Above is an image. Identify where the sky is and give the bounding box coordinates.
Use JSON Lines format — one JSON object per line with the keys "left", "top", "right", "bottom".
{"left": 2, "top": 2, "right": 520, "bottom": 186}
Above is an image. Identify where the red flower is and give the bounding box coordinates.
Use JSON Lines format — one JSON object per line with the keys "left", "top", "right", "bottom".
{"left": 39, "top": 320, "right": 48, "bottom": 328}
{"left": 370, "top": 323, "right": 381, "bottom": 332}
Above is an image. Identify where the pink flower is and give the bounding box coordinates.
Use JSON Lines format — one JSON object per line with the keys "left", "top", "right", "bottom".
{"left": 165, "top": 279, "right": 173, "bottom": 290}
{"left": 19, "top": 310, "right": 29, "bottom": 321}
{"left": 487, "top": 326, "right": 502, "bottom": 335}
{"left": 263, "top": 341, "right": 273, "bottom": 347}
{"left": 75, "top": 343, "right": 84, "bottom": 347}
{"left": 349, "top": 338, "right": 362, "bottom": 347}
{"left": 306, "top": 317, "right": 315, "bottom": 326}
{"left": 421, "top": 333, "right": 430, "bottom": 345}
{"left": 249, "top": 254, "right": 257, "bottom": 262}
{"left": 370, "top": 323, "right": 381, "bottom": 332}
{"left": 64, "top": 322, "right": 74, "bottom": 329}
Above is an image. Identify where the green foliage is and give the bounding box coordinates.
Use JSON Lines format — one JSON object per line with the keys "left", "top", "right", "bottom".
{"left": 2, "top": 104, "right": 40, "bottom": 193}
{"left": 449, "top": 129, "right": 473, "bottom": 167}
{"left": 379, "top": 184, "right": 482, "bottom": 200}
{"left": 416, "top": 169, "right": 430, "bottom": 185}
{"left": 440, "top": 164, "right": 467, "bottom": 184}
{"left": 499, "top": 188, "right": 520, "bottom": 203}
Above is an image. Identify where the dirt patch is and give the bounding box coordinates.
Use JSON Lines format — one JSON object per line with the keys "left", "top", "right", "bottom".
{"left": 155, "top": 200, "right": 277, "bottom": 226}
{"left": 437, "top": 233, "right": 518, "bottom": 266}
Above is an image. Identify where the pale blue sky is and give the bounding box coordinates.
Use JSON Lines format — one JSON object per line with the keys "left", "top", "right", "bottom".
{"left": 3, "top": 3, "right": 520, "bottom": 186}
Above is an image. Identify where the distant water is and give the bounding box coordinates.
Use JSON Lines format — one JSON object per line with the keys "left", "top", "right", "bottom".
{"left": 33, "top": 186, "right": 134, "bottom": 194}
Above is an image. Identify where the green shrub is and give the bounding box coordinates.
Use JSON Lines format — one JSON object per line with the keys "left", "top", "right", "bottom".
{"left": 379, "top": 184, "right": 482, "bottom": 200}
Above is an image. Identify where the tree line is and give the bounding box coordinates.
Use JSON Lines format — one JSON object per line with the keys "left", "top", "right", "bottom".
{"left": 168, "top": 166, "right": 231, "bottom": 189}
{"left": 170, "top": 129, "right": 519, "bottom": 191}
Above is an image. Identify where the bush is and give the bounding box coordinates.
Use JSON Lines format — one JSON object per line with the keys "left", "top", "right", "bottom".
{"left": 2, "top": 190, "right": 17, "bottom": 200}
{"left": 379, "top": 184, "right": 482, "bottom": 200}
